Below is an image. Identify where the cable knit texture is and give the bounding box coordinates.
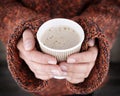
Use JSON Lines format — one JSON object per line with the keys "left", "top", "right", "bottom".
{"left": 0, "top": 0, "right": 120, "bottom": 96}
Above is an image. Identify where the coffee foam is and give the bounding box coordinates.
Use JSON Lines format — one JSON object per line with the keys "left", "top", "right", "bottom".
{"left": 41, "top": 26, "right": 80, "bottom": 50}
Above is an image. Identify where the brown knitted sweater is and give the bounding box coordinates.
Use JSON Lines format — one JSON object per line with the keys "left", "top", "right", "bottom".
{"left": 0, "top": 0, "right": 120, "bottom": 96}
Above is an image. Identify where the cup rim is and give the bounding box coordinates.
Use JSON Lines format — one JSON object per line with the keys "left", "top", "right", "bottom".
{"left": 37, "top": 18, "right": 84, "bottom": 53}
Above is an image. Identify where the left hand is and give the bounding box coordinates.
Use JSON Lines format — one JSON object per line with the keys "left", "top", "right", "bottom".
{"left": 59, "top": 39, "right": 98, "bottom": 84}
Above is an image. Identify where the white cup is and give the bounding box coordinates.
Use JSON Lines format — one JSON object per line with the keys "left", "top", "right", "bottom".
{"left": 37, "top": 18, "right": 84, "bottom": 79}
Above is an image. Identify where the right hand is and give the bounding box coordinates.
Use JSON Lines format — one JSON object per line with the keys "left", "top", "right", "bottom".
{"left": 17, "top": 30, "right": 65, "bottom": 80}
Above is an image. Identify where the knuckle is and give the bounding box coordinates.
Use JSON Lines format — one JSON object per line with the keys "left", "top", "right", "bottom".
{"left": 67, "top": 64, "right": 74, "bottom": 72}
{"left": 82, "top": 66, "right": 88, "bottom": 73}
{"left": 70, "top": 80, "right": 76, "bottom": 84}
{"left": 89, "top": 63, "right": 93, "bottom": 69}
{"left": 90, "top": 54, "right": 96, "bottom": 62}
{"left": 50, "top": 65, "right": 59, "bottom": 71}
{"left": 35, "top": 74, "right": 40, "bottom": 79}
{"left": 88, "top": 55, "right": 93, "bottom": 62}
{"left": 85, "top": 73, "right": 89, "bottom": 78}
{"left": 20, "top": 50, "right": 30, "bottom": 60}
{"left": 28, "top": 64, "right": 36, "bottom": 73}
{"left": 86, "top": 65, "right": 90, "bottom": 72}
{"left": 17, "top": 39, "right": 23, "bottom": 50}
{"left": 91, "top": 50, "right": 98, "bottom": 62}
{"left": 19, "top": 53, "right": 23, "bottom": 59}
{"left": 17, "top": 41, "right": 21, "bottom": 49}
{"left": 68, "top": 78, "right": 84, "bottom": 84}
{"left": 79, "top": 73, "right": 86, "bottom": 78}
{"left": 80, "top": 79, "right": 85, "bottom": 82}
{"left": 40, "top": 76, "right": 51, "bottom": 80}
{"left": 71, "top": 73, "right": 86, "bottom": 79}
{"left": 68, "top": 72, "right": 74, "bottom": 78}
{"left": 88, "top": 62, "right": 94, "bottom": 72}
{"left": 17, "top": 43, "right": 20, "bottom": 49}
{"left": 39, "top": 66, "right": 45, "bottom": 72}
{"left": 34, "top": 73, "right": 48, "bottom": 80}
{"left": 37, "top": 64, "right": 50, "bottom": 73}
{"left": 67, "top": 77, "right": 73, "bottom": 82}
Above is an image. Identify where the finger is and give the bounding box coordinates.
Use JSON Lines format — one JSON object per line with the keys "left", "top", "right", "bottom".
{"left": 35, "top": 74, "right": 53, "bottom": 80}
{"left": 17, "top": 39, "right": 27, "bottom": 59}
{"left": 88, "top": 39, "right": 95, "bottom": 47}
{"left": 17, "top": 39, "right": 24, "bottom": 51}
{"left": 26, "top": 50, "right": 57, "bottom": 64}
{"left": 69, "top": 73, "right": 87, "bottom": 79}
{"left": 60, "top": 62, "right": 95, "bottom": 78}
{"left": 26, "top": 61, "right": 64, "bottom": 76}
{"left": 17, "top": 35, "right": 57, "bottom": 65}
{"left": 21, "top": 49, "right": 57, "bottom": 65}
{"left": 67, "top": 46, "right": 98, "bottom": 63}
{"left": 67, "top": 72, "right": 87, "bottom": 79}
{"left": 85, "top": 62, "right": 95, "bottom": 78}
{"left": 23, "top": 29, "right": 35, "bottom": 51}
{"left": 66, "top": 77, "right": 85, "bottom": 84}
{"left": 25, "top": 61, "right": 59, "bottom": 80}
{"left": 60, "top": 62, "right": 89, "bottom": 74}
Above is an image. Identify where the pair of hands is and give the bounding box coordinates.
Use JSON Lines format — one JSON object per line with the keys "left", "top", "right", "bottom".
{"left": 17, "top": 30, "right": 98, "bottom": 84}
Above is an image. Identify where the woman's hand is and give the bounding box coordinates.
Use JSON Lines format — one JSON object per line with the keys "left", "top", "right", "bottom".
{"left": 17, "top": 30, "right": 98, "bottom": 84}
{"left": 17, "top": 30, "right": 65, "bottom": 80}
{"left": 59, "top": 39, "right": 98, "bottom": 84}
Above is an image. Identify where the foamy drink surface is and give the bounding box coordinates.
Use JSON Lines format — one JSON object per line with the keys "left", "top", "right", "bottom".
{"left": 41, "top": 26, "right": 80, "bottom": 50}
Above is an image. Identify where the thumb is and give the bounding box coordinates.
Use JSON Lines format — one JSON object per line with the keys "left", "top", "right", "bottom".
{"left": 23, "top": 29, "right": 35, "bottom": 51}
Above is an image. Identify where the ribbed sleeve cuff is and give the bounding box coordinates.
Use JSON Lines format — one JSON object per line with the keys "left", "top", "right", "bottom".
{"left": 66, "top": 17, "right": 110, "bottom": 94}
{"left": 7, "top": 15, "right": 50, "bottom": 92}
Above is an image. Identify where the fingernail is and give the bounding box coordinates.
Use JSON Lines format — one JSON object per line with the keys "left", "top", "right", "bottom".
{"left": 24, "top": 40, "right": 32, "bottom": 50}
{"left": 48, "top": 60, "right": 57, "bottom": 64}
{"left": 60, "top": 65, "right": 67, "bottom": 71}
{"left": 51, "top": 70, "right": 60, "bottom": 75}
{"left": 67, "top": 58, "right": 76, "bottom": 63}
{"left": 88, "top": 39, "right": 95, "bottom": 47}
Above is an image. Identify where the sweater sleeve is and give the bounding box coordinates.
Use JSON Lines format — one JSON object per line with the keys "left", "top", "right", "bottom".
{"left": 66, "top": 0, "right": 120, "bottom": 94}
{"left": 0, "top": 1, "right": 51, "bottom": 92}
